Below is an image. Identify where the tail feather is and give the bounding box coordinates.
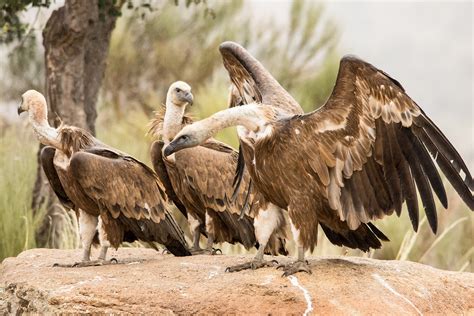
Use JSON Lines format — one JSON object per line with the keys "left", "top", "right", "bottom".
{"left": 119, "top": 214, "right": 191, "bottom": 256}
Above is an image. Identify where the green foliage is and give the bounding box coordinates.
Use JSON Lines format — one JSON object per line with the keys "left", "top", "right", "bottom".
{"left": 0, "top": 0, "right": 169, "bottom": 44}
{"left": 103, "top": 0, "right": 247, "bottom": 117}
{"left": 0, "top": 0, "right": 50, "bottom": 43}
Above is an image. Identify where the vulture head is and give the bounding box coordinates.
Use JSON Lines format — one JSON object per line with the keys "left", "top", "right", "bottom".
{"left": 18, "top": 90, "right": 62, "bottom": 149}
{"left": 18, "top": 89, "right": 47, "bottom": 117}
{"left": 164, "top": 120, "right": 206, "bottom": 156}
{"left": 167, "top": 81, "right": 194, "bottom": 107}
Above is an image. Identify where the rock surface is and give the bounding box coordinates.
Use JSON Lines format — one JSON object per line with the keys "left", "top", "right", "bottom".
{"left": 1, "top": 248, "right": 473, "bottom": 314}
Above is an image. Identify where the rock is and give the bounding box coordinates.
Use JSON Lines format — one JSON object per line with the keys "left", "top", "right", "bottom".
{"left": 1, "top": 248, "right": 473, "bottom": 314}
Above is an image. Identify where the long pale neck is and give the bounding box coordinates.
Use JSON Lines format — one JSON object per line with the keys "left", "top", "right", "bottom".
{"left": 203, "top": 104, "right": 269, "bottom": 136}
{"left": 163, "top": 100, "right": 186, "bottom": 143}
{"left": 29, "top": 105, "right": 61, "bottom": 149}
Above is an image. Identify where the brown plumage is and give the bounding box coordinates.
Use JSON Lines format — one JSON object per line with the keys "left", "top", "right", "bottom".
{"left": 149, "top": 81, "right": 288, "bottom": 257}
{"left": 19, "top": 90, "right": 190, "bottom": 265}
{"left": 165, "top": 42, "right": 473, "bottom": 275}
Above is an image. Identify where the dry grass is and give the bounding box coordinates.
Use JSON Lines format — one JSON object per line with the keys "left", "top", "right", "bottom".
{"left": 0, "top": 123, "right": 40, "bottom": 259}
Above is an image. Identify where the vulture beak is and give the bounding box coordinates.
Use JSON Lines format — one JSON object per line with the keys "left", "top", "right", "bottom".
{"left": 18, "top": 102, "right": 26, "bottom": 115}
{"left": 164, "top": 142, "right": 179, "bottom": 157}
{"left": 185, "top": 92, "right": 194, "bottom": 106}
{"left": 165, "top": 134, "right": 194, "bottom": 157}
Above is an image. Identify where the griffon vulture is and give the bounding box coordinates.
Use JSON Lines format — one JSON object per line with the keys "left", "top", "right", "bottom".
{"left": 19, "top": 90, "right": 191, "bottom": 266}
{"left": 149, "top": 81, "right": 288, "bottom": 262}
{"left": 164, "top": 42, "right": 474, "bottom": 276}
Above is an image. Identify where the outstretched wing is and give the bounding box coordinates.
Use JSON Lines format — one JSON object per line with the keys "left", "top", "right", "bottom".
{"left": 286, "top": 55, "right": 473, "bottom": 233}
{"left": 69, "top": 148, "right": 188, "bottom": 250}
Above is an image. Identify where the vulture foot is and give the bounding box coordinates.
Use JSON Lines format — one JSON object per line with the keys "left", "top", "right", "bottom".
{"left": 225, "top": 259, "right": 278, "bottom": 273}
{"left": 276, "top": 260, "right": 312, "bottom": 277}
{"left": 162, "top": 248, "right": 171, "bottom": 255}
{"left": 52, "top": 258, "right": 118, "bottom": 268}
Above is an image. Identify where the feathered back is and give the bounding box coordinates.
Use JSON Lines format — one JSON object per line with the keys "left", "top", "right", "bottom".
{"left": 58, "top": 125, "right": 95, "bottom": 156}
{"left": 147, "top": 105, "right": 194, "bottom": 138}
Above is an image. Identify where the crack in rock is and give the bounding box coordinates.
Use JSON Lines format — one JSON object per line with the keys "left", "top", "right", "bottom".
{"left": 288, "top": 276, "right": 313, "bottom": 316}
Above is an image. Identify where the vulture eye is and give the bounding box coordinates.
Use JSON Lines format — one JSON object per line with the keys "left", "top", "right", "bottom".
{"left": 175, "top": 88, "right": 181, "bottom": 93}
{"left": 180, "top": 135, "right": 189, "bottom": 141}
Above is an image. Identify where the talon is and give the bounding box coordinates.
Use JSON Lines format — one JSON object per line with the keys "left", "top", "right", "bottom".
{"left": 52, "top": 263, "right": 59, "bottom": 267}
{"left": 110, "top": 258, "right": 118, "bottom": 264}
{"left": 278, "top": 261, "right": 312, "bottom": 277}
{"left": 226, "top": 259, "right": 276, "bottom": 273}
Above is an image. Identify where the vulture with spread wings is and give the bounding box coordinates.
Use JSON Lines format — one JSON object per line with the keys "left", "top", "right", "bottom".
{"left": 164, "top": 42, "right": 473, "bottom": 276}
{"left": 19, "top": 90, "right": 190, "bottom": 267}
{"left": 149, "top": 81, "right": 288, "bottom": 262}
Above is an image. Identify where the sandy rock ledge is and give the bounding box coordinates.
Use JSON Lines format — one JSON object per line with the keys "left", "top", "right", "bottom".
{"left": 1, "top": 248, "right": 473, "bottom": 314}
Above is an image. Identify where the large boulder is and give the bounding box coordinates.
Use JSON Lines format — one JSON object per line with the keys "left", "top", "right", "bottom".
{"left": 1, "top": 248, "right": 472, "bottom": 314}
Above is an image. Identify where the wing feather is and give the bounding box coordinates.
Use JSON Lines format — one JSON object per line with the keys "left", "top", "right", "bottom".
{"left": 40, "top": 146, "right": 74, "bottom": 210}
{"left": 413, "top": 125, "right": 474, "bottom": 208}
{"left": 168, "top": 139, "right": 259, "bottom": 249}
{"left": 70, "top": 149, "right": 168, "bottom": 224}
{"left": 173, "top": 140, "right": 252, "bottom": 215}
{"left": 288, "top": 55, "right": 473, "bottom": 234}
{"left": 150, "top": 140, "right": 189, "bottom": 218}
{"left": 402, "top": 128, "right": 448, "bottom": 207}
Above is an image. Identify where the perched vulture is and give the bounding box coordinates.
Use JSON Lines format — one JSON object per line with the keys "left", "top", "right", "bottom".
{"left": 149, "top": 81, "right": 288, "bottom": 261}
{"left": 19, "top": 90, "right": 190, "bottom": 266}
{"left": 164, "top": 42, "right": 474, "bottom": 276}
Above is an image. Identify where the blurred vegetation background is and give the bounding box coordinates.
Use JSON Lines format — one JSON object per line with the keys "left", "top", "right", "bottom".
{"left": 0, "top": 0, "right": 472, "bottom": 272}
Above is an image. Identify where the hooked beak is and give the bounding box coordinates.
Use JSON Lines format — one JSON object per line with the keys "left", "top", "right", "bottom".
{"left": 164, "top": 142, "right": 179, "bottom": 157}
{"left": 18, "top": 102, "right": 25, "bottom": 115}
{"left": 185, "top": 92, "right": 194, "bottom": 106}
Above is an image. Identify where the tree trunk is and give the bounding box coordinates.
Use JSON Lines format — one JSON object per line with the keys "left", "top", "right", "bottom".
{"left": 31, "top": 0, "right": 121, "bottom": 248}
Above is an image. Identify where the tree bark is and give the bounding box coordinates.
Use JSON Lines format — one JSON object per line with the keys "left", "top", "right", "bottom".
{"left": 31, "top": 0, "right": 121, "bottom": 248}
